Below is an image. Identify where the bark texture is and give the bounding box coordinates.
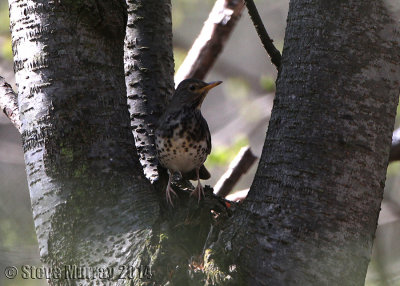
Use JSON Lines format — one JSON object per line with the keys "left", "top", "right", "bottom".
{"left": 204, "top": 0, "right": 400, "bottom": 285}
{"left": 124, "top": 0, "right": 175, "bottom": 182}
{"left": 9, "top": 1, "right": 159, "bottom": 284}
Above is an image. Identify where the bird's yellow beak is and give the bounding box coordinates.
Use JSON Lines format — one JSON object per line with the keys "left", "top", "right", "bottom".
{"left": 198, "top": 81, "right": 222, "bottom": 93}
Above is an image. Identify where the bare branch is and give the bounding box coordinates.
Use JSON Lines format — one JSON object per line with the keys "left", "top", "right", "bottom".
{"left": 244, "top": 0, "right": 282, "bottom": 69}
{"left": 214, "top": 146, "right": 257, "bottom": 198}
{"left": 225, "top": 188, "right": 249, "bottom": 203}
{"left": 0, "top": 76, "right": 20, "bottom": 132}
{"left": 175, "top": 0, "right": 245, "bottom": 85}
{"left": 389, "top": 127, "right": 400, "bottom": 162}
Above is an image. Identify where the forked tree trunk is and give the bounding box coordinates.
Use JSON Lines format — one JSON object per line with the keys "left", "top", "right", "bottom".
{"left": 7, "top": 0, "right": 400, "bottom": 285}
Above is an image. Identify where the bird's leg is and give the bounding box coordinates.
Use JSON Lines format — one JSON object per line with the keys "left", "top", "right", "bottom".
{"left": 166, "top": 169, "right": 177, "bottom": 206}
{"left": 191, "top": 167, "right": 204, "bottom": 202}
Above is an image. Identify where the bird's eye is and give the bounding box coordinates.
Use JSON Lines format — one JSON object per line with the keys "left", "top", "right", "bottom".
{"left": 189, "top": 84, "right": 196, "bottom": 91}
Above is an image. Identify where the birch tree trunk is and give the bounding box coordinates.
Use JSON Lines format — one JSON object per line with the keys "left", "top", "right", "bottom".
{"left": 204, "top": 1, "right": 400, "bottom": 285}
{"left": 8, "top": 1, "right": 160, "bottom": 285}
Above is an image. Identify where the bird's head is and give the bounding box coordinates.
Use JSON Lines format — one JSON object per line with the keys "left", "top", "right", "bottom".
{"left": 173, "top": 78, "right": 222, "bottom": 109}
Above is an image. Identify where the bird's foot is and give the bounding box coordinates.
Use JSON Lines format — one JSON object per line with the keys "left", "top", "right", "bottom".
{"left": 166, "top": 170, "right": 177, "bottom": 206}
{"left": 191, "top": 181, "right": 204, "bottom": 203}
{"left": 166, "top": 184, "right": 177, "bottom": 206}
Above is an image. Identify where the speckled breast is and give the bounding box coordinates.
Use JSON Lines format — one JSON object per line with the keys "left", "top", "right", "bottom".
{"left": 155, "top": 109, "right": 210, "bottom": 174}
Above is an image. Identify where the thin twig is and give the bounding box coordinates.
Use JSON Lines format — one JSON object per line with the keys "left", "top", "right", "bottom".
{"left": 0, "top": 76, "right": 20, "bottom": 132}
{"left": 175, "top": 0, "right": 245, "bottom": 85}
{"left": 244, "top": 0, "right": 282, "bottom": 69}
{"left": 214, "top": 146, "right": 257, "bottom": 198}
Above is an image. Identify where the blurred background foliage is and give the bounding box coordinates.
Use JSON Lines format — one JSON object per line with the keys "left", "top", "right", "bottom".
{"left": 0, "top": 0, "right": 399, "bottom": 285}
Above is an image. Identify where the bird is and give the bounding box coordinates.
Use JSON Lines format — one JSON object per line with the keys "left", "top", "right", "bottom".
{"left": 155, "top": 78, "right": 222, "bottom": 205}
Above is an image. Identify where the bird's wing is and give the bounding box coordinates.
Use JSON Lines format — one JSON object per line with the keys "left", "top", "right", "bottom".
{"left": 194, "top": 110, "right": 212, "bottom": 154}
{"left": 203, "top": 117, "right": 212, "bottom": 155}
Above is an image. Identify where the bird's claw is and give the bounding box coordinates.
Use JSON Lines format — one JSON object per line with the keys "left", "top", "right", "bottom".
{"left": 191, "top": 182, "right": 204, "bottom": 203}
{"left": 166, "top": 184, "right": 177, "bottom": 206}
{"left": 166, "top": 170, "right": 177, "bottom": 206}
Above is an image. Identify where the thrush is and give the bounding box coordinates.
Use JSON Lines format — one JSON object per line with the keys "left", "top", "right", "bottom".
{"left": 155, "top": 78, "right": 222, "bottom": 205}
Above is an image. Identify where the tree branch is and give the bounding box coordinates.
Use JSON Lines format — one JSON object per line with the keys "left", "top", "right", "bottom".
{"left": 244, "top": 0, "right": 282, "bottom": 69}
{"left": 174, "top": 0, "right": 245, "bottom": 85}
{"left": 389, "top": 127, "right": 400, "bottom": 162}
{"left": 225, "top": 188, "right": 249, "bottom": 203}
{"left": 0, "top": 76, "right": 20, "bottom": 132}
{"left": 214, "top": 146, "right": 257, "bottom": 198}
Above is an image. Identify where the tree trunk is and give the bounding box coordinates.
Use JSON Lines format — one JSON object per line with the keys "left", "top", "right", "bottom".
{"left": 204, "top": 1, "right": 400, "bottom": 285}
{"left": 9, "top": 1, "right": 160, "bottom": 284}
